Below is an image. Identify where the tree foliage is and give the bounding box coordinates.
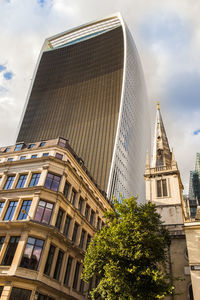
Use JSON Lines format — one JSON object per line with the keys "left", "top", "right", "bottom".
{"left": 82, "top": 196, "right": 173, "bottom": 300}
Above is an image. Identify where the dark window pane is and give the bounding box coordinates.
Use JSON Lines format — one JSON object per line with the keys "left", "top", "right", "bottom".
{"left": 43, "top": 153, "right": 49, "bottom": 157}
{"left": 4, "top": 147, "right": 10, "bottom": 152}
{"left": 90, "top": 210, "right": 95, "bottom": 226}
{"left": 64, "top": 256, "right": 73, "bottom": 286}
{"left": 162, "top": 179, "right": 167, "bottom": 197}
{"left": 28, "top": 143, "right": 35, "bottom": 149}
{"left": 78, "top": 197, "right": 84, "bottom": 213}
{"left": 72, "top": 222, "right": 79, "bottom": 243}
{"left": 53, "top": 250, "right": 64, "bottom": 280}
{"left": 4, "top": 176, "right": 15, "bottom": 190}
{"left": 86, "top": 234, "right": 91, "bottom": 249}
{"left": 31, "top": 154, "right": 37, "bottom": 159}
{"left": 0, "top": 236, "right": 5, "bottom": 251}
{"left": 8, "top": 158, "right": 13, "bottom": 162}
{"left": 44, "top": 173, "right": 61, "bottom": 191}
{"left": 10, "top": 287, "right": 31, "bottom": 300}
{"left": 63, "top": 215, "right": 72, "bottom": 237}
{"left": 16, "top": 174, "right": 28, "bottom": 188}
{"left": 58, "top": 138, "right": 67, "bottom": 148}
{"left": 85, "top": 204, "right": 90, "bottom": 220}
{"left": 55, "top": 209, "right": 63, "bottom": 230}
{"left": 14, "top": 144, "right": 23, "bottom": 151}
{"left": 20, "top": 156, "right": 26, "bottom": 160}
{"left": 97, "top": 217, "right": 101, "bottom": 230}
{"left": 55, "top": 153, "right": 63, "bottom": 160}
{"left": 70, "top": 190, "right": 76, "bottom": 205}
{"left": 63, "top": 181, "right": 70, "bottom": 198}
{"left": 2, "top": 236, "right": 19, "bottom": 266}
{"left": 73, "top": 261, "right": 81, "bottom": 290}
{"left": 20, "top": 237, "right": 44, "bottom": 270}
{"left": 79, "top": 279, "right": 85, "bottom": 294}
{"left": 29, "top": 173, "right": 40, "bottom": 187}
{"left": 0, "top": 202, "right": 4, "bottom": 214}
{"left": 79, "top": 229, "right": 86, "bottom": 249}
{"left": 34, "top": 200, "right": 53, "bottom": 225}
{"left": 4, "top": 201, "right": 18, "bottom": 221}
{"left": 18, "top": 200, "right": 32, "bottom": 220}
{"left": 39, "top": 142, "right": 46, "bottom": 147}
{"left": 157, "top": 180, "right": 162, "bottom": 197}
{"left": 44, "top": 244, "right": 56, "bottom": 276}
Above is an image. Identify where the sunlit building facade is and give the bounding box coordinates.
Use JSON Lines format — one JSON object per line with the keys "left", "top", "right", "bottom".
{"left": 0, "top": 138, "right": 111, "bottom": 300}
{"left": 17, "top": 14, "right": 150, "bottom": 201}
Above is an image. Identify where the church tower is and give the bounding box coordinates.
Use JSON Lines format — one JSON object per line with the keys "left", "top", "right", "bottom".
{"left": 145, "top": 104, "right": 191, "bottom": 300}
{"left": 145, "top": 103, "right": 185, "bottom": 225}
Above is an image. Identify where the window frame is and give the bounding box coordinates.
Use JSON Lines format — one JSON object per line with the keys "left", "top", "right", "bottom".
{"left": 3, "top": 201, "right": 18, "bottom": 221}
{"left": 20, "top": 236, "right": 44, "bottom": 270}
{"left": 17, "top": 200, "right": 32, "bottom": 220}
{"left": 34, "top": 200, "right": 54, "bottom": 225}
{"left": 16, "top": 174, "right": 28, "bottom": 189}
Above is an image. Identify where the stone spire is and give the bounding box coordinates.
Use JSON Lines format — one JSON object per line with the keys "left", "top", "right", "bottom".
{"left": 151, "top": 102, "right": 172, "bottom": 168}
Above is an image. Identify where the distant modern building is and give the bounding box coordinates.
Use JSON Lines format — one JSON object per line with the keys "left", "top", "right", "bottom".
{"left": 0, "top": 137, "right": 111, "bottom": 300}
{"left": 17, "top": 14, "right": 150, "bottom": 201}
{"left": 188, "top": 153, "right": 200, "bottom": 217}
{"left": 144, "top": 104, "right": 191, "bottom": 300}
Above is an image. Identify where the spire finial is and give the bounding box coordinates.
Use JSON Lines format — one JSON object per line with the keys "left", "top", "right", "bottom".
{"left": 156, "top": 101, "right": 160, "bottom": 110}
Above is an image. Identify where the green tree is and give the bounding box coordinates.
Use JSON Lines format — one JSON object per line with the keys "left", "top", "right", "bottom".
{"left": 82, "top": 196, "right": 173, "bottom": 300}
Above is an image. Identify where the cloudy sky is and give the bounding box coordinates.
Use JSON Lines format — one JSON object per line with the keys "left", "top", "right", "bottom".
{"left": 0, "top": 0, "right": 200, "bottom": 193}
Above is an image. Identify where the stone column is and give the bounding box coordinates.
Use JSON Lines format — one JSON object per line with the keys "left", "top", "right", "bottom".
{"left": 24, "top": 171, "right": 32, "bottom": 188}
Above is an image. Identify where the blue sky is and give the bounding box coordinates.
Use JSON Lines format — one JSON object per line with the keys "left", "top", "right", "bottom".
{"left": 0, "top": 0, "right": 199, "bottom": 193}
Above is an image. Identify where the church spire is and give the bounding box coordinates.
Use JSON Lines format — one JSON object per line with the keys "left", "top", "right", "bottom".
{"left": 151, "top": 103, "right": 172, "bottom": 168}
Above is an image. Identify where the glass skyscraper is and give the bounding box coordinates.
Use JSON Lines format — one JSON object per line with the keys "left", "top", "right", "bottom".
{"left": 17, "top": 14, "right": 150, "bottom": 200}
{"left": 188, "top": 153, "right": 200, "bottom": 217}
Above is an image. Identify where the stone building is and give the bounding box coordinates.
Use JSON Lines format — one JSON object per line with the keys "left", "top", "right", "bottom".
{"left": 144, "top": 104, "right": 191, "bottom": 299}
{"left": 0, "top": 137, "right": 111, "bottom": 300}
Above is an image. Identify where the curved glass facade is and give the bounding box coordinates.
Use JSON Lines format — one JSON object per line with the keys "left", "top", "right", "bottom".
{"left": 17, "top": 15, "right": 150, "bottom": 201}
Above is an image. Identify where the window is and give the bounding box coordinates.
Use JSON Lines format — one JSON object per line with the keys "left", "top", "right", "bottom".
{"left": 0, "top": 202, "right": 4, "bottom": 214}
{"left": 7, "top": 158, "right": 13, "bottom": 162}
{"left": 189, "top": 284, "right": 194, "bottom": 300}
{"left": 157, "top": 179, "right": 168, "bottom": 197}
{"left": 55, "top": 153, "right": 63, "bottom": 160}
{"left": 86, "top": 234, "right": 91, "bottom": 249}
{"left": 38, "top": 294, "right": 55, "bottom": 300}
{"left": 0, "top": 236, "right": 5, "bottom": 251}
{"left": 0, "top": 286, "right": 3, "bottom": 297}
{"left": 70, "top": 189, "right": 77, "bottom": 205}
{"left": 16, "top": 174, "right": 27, "bottom": 188}
{"left": 55, "top": 208, "right": 64, "bottom": 230}
{"left": 2, "top": 176, "right": 10, "bottom": 186}
{"left": 20, "top": 237, "right": 44, "bottom": 270}
{"left": 85, "top": 204, "right": 90, "bottom": 220}
{"left": 43, "top": 153, "right": 49, "bottom": 157}
{"left": 44, "top": 173, "right": 61, "bottom": 191}
{"left": 18, "top": 200, "right": 32, "bottom": 220}
{"left": 63, "top": 181, "right": 70, "bottom": 198}
{"left": 3, "top": 201, "right": 18, "bottom": 221}
{"left": 31, "top": 154, "right": 37, "bottom": 159}
{"left": 90, "top": 210, "right": 95, "bottom": 226}
{"left": 10, "top": 287, "right": 31, "bottom": 300}
{"left": 78, "top": 197, "right": 84, "bottom": 213}
{"left": 79, "top": 279, "right": 85, "bottom": 294}
{"left": 44, "top": 244, "right": 56, "bottom": 276}
{"left": 4, "top": 147, "right": 10, "bottom": 153}
{"left": 20, "top": 156, "right": 26, "bottom": 160}
{"left": 72, "top": 222, "right": 79, "bottom": 243}
{"left": 58, "top": 138, "right": 67, "bottom": 148}
{"left": 29, "top": 173, "right": 40, "bottom": 187}
{"left": 28, "top": 143, "right": 35, "bottom": 149}
{"left": 79, "top": 229, "right": 86, "bottom": 249}
{"left": 73, "top": 261, "right": 81, "bottom": 290}
{"left": 14, "top": 144, "right": 23, "bottom": 151}
{"left": 64, "top": 256, "right": 73, "bottom": 286}
{"left": 39, "top": 141, "right": 46, "bottom": 147}
{"left": 53, "top": 250, "right": 64, "bottom": 280}
{"left": 97, "top": 217, "right": 101, "bottom": 230}
{"left": 63, "top": 214, "right": 72, "bottom": 237}
{"left": 34, "top": 200, "right": 54, "bottom": 225}
{"left": 1, "top": 236, "right": 19, "bottom": 265}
